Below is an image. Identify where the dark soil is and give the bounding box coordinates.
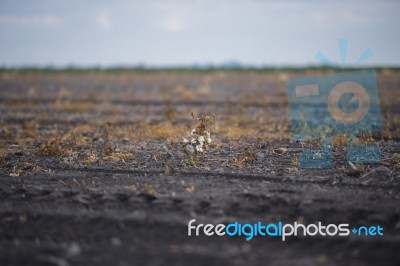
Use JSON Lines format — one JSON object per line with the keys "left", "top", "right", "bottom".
{"left": 0, "top": 71, "right": 399, "bottom": 266}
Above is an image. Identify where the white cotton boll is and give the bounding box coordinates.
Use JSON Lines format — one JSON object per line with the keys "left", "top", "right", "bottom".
{"left": 198, "top": 136, "right": 205, "bottom": 143}
{"left": 186, "top": 145, "right": 195, "bottom": 154}
{"left": 182, "top": 138, "right": 189, "bottom": 143}
{"left": 207, "top": 137, "right": 212, "bottom": 144}
{"left": 191, "top": 129, "right": 196, "bottom": 135}
{"left": 191, "top": 138, "right": 196, "bottom": 144}
{"left": 195, "top": 145, "right": 203, "bottom": 153}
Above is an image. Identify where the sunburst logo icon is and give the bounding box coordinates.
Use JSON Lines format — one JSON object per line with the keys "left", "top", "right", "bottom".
{"left": 286, "top": 39, "right": 382, "bottom": 168}
{"left": 315, "top": 38, "right": 373, "bottom": 67}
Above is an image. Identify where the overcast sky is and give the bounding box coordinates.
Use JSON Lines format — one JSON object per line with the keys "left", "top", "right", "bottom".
{"left": 0, "top": 0, "right": 399, "bottom": 67}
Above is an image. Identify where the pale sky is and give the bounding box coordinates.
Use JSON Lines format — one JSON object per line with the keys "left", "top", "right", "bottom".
{"left": 0, "top": 0, "right": 399, "bottom": 67}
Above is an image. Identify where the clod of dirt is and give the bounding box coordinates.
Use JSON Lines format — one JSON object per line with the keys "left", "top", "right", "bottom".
{"left": 362, "top": 166, "right": 391, "bottom": 179}
{"left": 139, "top": 184, "right": 157, "bottom": 202}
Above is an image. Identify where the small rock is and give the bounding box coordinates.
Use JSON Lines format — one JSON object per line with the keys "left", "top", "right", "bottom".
{"left": 65, "top": 242, "right": 81, "bottom": 257}
{"left": 111, "top": 237, "right": 122, "bottom": 246}
{"left": 186, "top": 145, "right": 195, "bottom": 154}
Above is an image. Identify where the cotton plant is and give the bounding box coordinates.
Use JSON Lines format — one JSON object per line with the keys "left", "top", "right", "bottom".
{"left": 182, "top": 130, "right": 211, "bottom": 154}
{"left": 181, "top": 113, "right": 215, "bottom": 157}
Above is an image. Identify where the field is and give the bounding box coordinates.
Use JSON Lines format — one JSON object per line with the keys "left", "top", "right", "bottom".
{"left": 0, "top": 69, "right": 399, "bottom": 266}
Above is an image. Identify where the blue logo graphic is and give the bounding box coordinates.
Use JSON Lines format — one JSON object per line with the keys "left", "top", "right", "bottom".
{"left": 286, "top": 39, "right": 382, "bottom": 168}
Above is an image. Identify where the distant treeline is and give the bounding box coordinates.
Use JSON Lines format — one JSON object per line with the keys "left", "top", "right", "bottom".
{"left": 0, "top": 65, "right": 399, "bottom": 74}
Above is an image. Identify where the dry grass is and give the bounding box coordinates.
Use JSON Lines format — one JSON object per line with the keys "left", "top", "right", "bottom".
{"left": 52, "top": 100, "right": 94, "bottom": 113}
{"left": 128, "top": 184, "right": 137, "bottom": 192}
{"left": 101, "top": 106, "right": 121, "bottom": 115}
{"left": 192, "top": 113, "right": 216, "bottom": 136}
{"left": 394, "top": 153, "right": 400, "bottom": 169}
{"left": 99, "top": 122, "right": 186, "bottom": 142}
{"left": 173, "top": 85, "right": 196, "bottom": 101}
{"left": 291, "top": 157, "right": 299, "bottom": 167}
{"left": 36, "top": 138, "right": 72, "bottom": 157}
{"left": 185, "top": 184, "right": 196, "bottom": 193}
{"left": 103, "top": 152, "right": 134, "bottom": 162}
{"left": 217, "top": 114, "right": 289, "bottom": 141}
{"left": 22, "top": 121, "right": 37, "bottom": 137}
{"left": 64, "top": 124, "right": 94, "bottom": 146}
{"left": 164, "top": 100, "right": 177, "bottom": 123}
{"left": 273, "top": 147, "right": 288, "bottom": 154}
{"left": 332, "top": 135, "right": 348, "bottom": 147}
{"left": 219, "top": 126, "right": 256, "bottom": 141}
{"left": 381, "top": 128, "right": 392, "bottom": 140}
{"left": 61, "top": 152, "right": 78, "bottom": 167}
{"left": 233, "top": 149, "right": 257, "bottom": 167}
{"left": 0, "top": 125, "right": 12, "bottom": 139}
{"left": 0, "top": 148, "right": 7, "bottom": 167}
{"left": 134, "top": 122, "right": 188, "bottom": 140}
{"left": 65, "top": 102, "right": 95, "bottom": 113}
{"left": 83, "top": 153, "right": 98, "bottom": 164}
